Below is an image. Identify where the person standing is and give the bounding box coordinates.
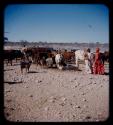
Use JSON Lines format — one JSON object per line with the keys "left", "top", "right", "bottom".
{"left": 93, "top": 48, "right": 104, "bottom": 75}
{"left": 84, "top": 48, "right": 92, "bottom": 74}
{"left": 21, "top": 45, "right": 27, "bottom": 58}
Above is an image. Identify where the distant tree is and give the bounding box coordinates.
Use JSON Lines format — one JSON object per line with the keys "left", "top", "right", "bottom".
{"left": 96, "top": 42, "right": 100, "bottom": 44}
{"left": 4, "top": 37, "right": 8, "bottom": 41}
{"left": 20, "top": 40, "right": 28, "bottom": 46}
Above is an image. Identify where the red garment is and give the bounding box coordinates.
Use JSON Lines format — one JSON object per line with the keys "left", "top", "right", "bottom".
{"left": 93, "top": 52, "right": 104, "bottom": 75}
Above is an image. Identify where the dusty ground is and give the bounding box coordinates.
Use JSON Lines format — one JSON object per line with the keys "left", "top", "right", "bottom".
{"left": 4, "top": 60, "right": 109, "bottom": 122}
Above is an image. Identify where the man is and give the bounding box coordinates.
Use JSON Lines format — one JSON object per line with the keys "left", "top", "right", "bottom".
{"left": 84, "top": 48, "right": 92, "bottom": 74}
{"left": 21, "top": 45, "right": 27, "bottom": 58}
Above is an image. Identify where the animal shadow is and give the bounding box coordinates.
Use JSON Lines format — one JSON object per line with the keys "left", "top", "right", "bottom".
{"left": 4, "top": 81, "right": 23, "bottom": 84}
{"left": 28, "top": 70, "right": 47, "bottom": 73}
{"left": 64, "top": 64, "right": 82, "bottom": 71}
{"left": 104, "top": 72, "right": 109, "bottom": 75}
{"left": 28, "top": 71, "right": 39, "bottom": 73}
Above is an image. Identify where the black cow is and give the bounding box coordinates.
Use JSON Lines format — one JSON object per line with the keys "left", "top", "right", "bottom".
{"left": 91, "top": 52, "right": 109, "bottom": 65}
{"left": 4, "top": 50, "right": 24, "bottom": 66}
{"left": 104, "top": 51, "right": 109, "bottom": 62}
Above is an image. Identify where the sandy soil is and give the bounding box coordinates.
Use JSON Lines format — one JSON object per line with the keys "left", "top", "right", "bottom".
{"left": 4, "top": 60, "right": 109, "bottom": 122}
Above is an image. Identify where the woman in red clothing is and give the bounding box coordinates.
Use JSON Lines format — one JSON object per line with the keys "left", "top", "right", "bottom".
{"left": 93, "top": 48, "right": 105, "bottom": 75}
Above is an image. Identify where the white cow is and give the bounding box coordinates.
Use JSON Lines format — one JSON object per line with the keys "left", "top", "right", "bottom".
{"left": 75, "top": 50, "right": 85, "bottom": 68}
{"left": 55, "top": 54, "right": 64, "bottom": 70}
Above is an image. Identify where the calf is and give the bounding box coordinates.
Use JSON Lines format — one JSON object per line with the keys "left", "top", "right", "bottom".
{"left": 20, "top": 59, "right": 32, "bottom": 74}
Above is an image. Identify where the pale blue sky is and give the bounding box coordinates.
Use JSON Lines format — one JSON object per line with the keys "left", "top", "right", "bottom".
{"left": 4, "top": 4, "right": 109, "bottom": 43}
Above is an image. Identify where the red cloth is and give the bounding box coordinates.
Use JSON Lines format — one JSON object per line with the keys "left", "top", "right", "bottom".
{"left": 93, "top": 52, "right": 105, "bottom": 75}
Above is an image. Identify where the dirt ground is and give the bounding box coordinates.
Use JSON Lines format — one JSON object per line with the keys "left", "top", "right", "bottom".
{"left": 4, "top": 60, "right": 109, "bottom": 122}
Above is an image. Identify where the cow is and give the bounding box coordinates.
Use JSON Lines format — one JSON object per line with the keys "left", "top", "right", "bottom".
{"left": 14, "top": 50, "right": 25, "bottom": 62}
{"left": 4, "top": 49, "right": 24, "bottom": 66}
{"left": 55, "top": 53, "right": 66, "bottom": 70}
{"left": 20, "top": 56, "right": 32, "bottom": 74}
{"left": 62, "top": 51, "right": 75, "bottom": 63}
{"left": 104, "top": 51, "right": 109, "bottom": 63}
{"left": 4, "top": 50, "right": 13, "bottom": 65}
{"left": 24, "top": 47, "right": 53, "bottom": 67}
{"left": 74, "top": 50, "right": 85, "bottom": 68}
{"left": 46, "top": 52, "right": 56, "bottom": 68}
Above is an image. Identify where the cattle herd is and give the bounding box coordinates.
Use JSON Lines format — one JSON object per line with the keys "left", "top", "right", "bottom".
{"left": 4, "top": 47, "right": 109, "bottom": 73}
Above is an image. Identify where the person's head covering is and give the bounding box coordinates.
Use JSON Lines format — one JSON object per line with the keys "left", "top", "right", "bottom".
{"left": 96, "top": 47, "right": 100, "bottom": 53}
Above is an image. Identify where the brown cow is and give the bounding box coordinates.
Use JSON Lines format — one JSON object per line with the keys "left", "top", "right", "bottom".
{"left": 62, "top": 51, "right": 75, "bottom": 63}
{"left": 24, "top": 47, "right": 53, "bottom": 67}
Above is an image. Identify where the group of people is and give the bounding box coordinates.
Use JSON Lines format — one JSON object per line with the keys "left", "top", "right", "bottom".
{"left": 84, "top": 48, "right": 105, "bottom": 75}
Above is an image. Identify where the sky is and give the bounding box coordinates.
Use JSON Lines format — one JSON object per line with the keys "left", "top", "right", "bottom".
{"left": 4, "top": 4, "right": 109, "bottom": 43}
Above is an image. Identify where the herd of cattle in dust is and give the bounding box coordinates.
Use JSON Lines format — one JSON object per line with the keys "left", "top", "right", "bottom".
{"left": 4, "top": 46, "right": 109, "bottom": 74}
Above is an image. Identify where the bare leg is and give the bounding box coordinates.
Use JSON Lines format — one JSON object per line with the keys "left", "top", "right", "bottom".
{"left": 28, "top": 67, "right": 29, "bottom": 73}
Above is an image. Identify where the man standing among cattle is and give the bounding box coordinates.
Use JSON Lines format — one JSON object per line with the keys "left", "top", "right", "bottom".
{"left": 84, "top": 48, "right": 92, "bottom": 74}
{"left": 21, "top": 45, "right": 27, "bottom": 58}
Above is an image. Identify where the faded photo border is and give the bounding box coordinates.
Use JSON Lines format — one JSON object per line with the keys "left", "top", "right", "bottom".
{"left": 0, "top": 0, "right": 112, "bottom": 124}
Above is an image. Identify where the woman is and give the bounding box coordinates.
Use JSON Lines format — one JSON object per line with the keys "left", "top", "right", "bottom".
{"left": 93, "top": 48, "right": 105, "bottom": 75}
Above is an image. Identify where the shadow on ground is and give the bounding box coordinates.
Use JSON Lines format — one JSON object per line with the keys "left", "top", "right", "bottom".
{"left": 4, "top": 81, "right": 23, "bottom": 84}
{"left": 28, "top": 70, "right": 47, "bottom": 73}
{"left": 64, "top": 64, "right": 82, "bottom": 71}
{"left": 104, "top": 72, "right": 109, "bottom": 75}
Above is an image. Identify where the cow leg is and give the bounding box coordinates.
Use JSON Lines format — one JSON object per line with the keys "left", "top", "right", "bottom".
{"left": 16, "top": 58, "right": 18, "bottom": 63}
{"left": 36, "top": 60, "right": 39, "bottom": 68}
{"left": 9, "top": 60, "right": 12, "bottom": 66}
{"left": 27, "top": 65, "right": 30, "bottom": 73}
{"left": 7, "top": 59, "right": 10, "bottom": 66}
{"left": 28, "top": 66, "right": 29, "bottom": 72}
{"left": 26, "top": 66, "right": 28, "bottom": 73}
{"left": 11, "top": 60, "right": 12, "bottom": 66}
{"left": 21, "top": 68, "right": 23, "bottom": 74}
{"left": 27, "top": 67, "right": 28, "bottom": 73}
{"left": 6, "top": 60, "right": 8, "bottom": 66}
